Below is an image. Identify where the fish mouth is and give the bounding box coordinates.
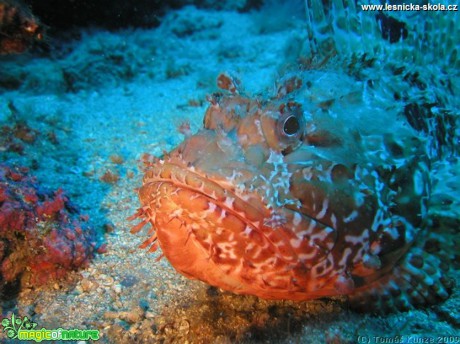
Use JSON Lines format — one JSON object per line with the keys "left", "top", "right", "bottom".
{"left": 136, "top": 160, "right": 340, "bottom": 299}
{"left": 138, "top": 159, "right": 273, "bottom": 247}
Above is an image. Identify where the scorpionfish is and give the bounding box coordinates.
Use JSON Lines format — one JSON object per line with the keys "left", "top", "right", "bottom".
{"left": 131, "top": 71, "right": 453, "bottom": 312}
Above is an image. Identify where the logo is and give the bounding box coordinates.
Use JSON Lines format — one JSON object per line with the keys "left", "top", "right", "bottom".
{"left": 1, "top": 314, "right": 100, "bottom": 342}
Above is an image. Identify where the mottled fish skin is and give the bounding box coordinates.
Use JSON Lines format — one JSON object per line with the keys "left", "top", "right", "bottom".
{"left": 132, "top": 71, "right": 453, "bottom": 312}
{"left": 0, "top": 0, "right": 43, "bottom": 54}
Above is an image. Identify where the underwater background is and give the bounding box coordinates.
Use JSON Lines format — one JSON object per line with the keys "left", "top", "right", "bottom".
{"left": 0, "top": 0, "right": 459, "bottom": 342}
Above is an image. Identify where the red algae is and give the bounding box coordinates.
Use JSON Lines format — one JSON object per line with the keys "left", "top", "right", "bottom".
{"left": 0, "top": 163, "right": 98, "bottom": 297}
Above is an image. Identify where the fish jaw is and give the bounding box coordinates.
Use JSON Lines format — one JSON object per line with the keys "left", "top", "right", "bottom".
{"left": 136, "top": 157, "right": 358, "bottom": 300}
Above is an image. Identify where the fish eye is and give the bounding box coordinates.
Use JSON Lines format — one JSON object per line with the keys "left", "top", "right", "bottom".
{"left": 282, "top": 115, "right": 300, "bottom": 136}
{"left": 276, "top": 104, "right": 305, "bottom": 142}
{"left": 273, "top": 103, "right": 306, "bottom": 152}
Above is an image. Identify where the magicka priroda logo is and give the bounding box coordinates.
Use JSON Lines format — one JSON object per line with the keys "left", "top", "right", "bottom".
{"left": 1, "top": 314, "right": 100, "bottom": 342}
{"left": 1, "top": 314, "right": 38, "bottom": 339}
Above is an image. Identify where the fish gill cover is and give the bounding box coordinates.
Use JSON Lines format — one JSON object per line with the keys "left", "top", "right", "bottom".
{"left": 131, "top": 0, "right": 459, "bottom": 313}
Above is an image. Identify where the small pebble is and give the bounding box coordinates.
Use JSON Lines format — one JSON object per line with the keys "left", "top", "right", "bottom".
{"left": 110, "top": 154, "right": 124, "bottom": 164}
{"left": 113, "top": 284, "right": 122, "bottom": 294}
{"left": 178, "top": 319, "right": 190, "bottom": 334}
{"left": 100, "top": 170, "right": 119, "bottom": 184}
{"left": 104, "top": 223, "right": 115, "bottom": 233}
{"left": 81, "top": 279, "right": 94, "bottom": 293}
